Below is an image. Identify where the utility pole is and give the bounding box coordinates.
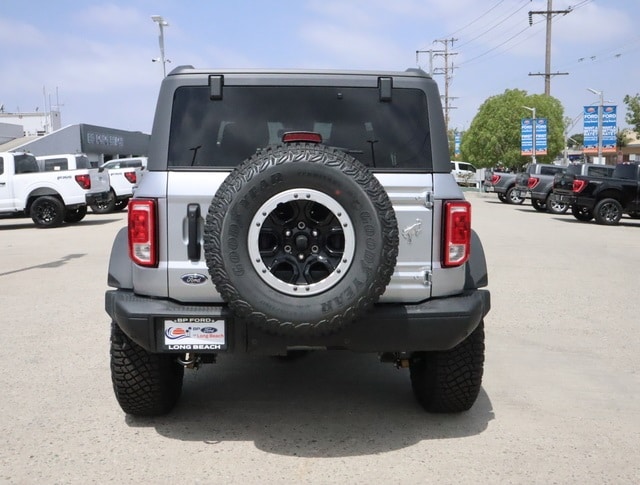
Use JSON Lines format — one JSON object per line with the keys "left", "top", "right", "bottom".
{"left": 528, "top": 0, "right": 571, "bottom": 95}
{"left": 432, "top": 38, "right": 458, "bottom": 132}
{"left": 416, "top": 49, "right": 441, "bottom": 76}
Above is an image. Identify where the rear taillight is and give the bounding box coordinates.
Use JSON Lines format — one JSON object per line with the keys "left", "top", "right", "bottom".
{"left": 282, "top": 131, "right": 323, "bottom": 144}
{"left": 572, "top": 179, "right": 588, "bottom": 193}
{"left": 443, "top": 201, "right": 471, "bottom": 267}
{"left": 527, "top": 177, "right": 540, "bottom": 189}
{"left": 75, "top": 174, "right": 91, "bottom": 190}
{"left": 128, "top": 199, "right": 157, "bottom": 267}
{"left": 490, "top": 174, "right": 500, "bottom": 184}
{"left": 124, "top": 171, "right": 137, "bottom": 184}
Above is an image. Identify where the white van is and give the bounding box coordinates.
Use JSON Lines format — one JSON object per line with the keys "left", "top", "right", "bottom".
{"left": 450, "top": 161, "right": 478, "bottom": 187}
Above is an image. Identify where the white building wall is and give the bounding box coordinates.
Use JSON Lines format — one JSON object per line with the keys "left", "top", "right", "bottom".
{"left": 0, "top": 110, "right": 61, "bottom": 136}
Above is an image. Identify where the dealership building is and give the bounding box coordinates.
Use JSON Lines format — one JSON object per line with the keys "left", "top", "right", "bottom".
{"left": 0, "top": 108, "right": 149, "bottom": 167}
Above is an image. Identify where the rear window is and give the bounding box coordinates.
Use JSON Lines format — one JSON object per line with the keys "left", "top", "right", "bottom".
{"left": 41, "top": 158, "right": 68, "bottom": 171}
{"left": 566, "top": 164, "right": 582, "bottom": 175}
{"left": 75, "top": 155, "right": 90, "bottom": 169}
{"left": 587, "top": 166, "right": 614, "bottom": 177}
{"left": 539, "top": 166, "right": 565, "bottom": 176}
{"left": 168, "top": 85, "right": 432, "bottom": 171}
{"left": 613, "top": 163, "right": 639, "bottom": 180}
{"left": 15, "top": 154, "right": 39, "bottom": 174}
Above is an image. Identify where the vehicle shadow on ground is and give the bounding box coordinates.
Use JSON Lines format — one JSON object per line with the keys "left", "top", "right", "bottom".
{"left": 127, "top": 352, "right": 494, "bottom": 457}
{"left": 0, "top": 218, "right": 121, "bottom": 230}
{"left": 78, "top": 218, "right": 124, "bottom": 227}
{"left": 0, "top": 253, "right": 86, "bottom": 276}
{"left": 551, "top": 217, "right": 640, "bottom": 227}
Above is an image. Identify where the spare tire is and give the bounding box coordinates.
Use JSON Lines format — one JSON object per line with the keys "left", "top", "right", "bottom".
{"left": 203, "top": 143, "right": 399, "bottom": 337}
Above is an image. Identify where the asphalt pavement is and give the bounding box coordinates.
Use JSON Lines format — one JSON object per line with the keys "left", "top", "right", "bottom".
{"left": 0, "top": 192, "right": 638, "bottom": 484}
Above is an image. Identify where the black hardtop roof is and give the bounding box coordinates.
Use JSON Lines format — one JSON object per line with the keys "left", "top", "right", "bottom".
{"left": 167, "top": 65, "right": 431, "bottom": 79}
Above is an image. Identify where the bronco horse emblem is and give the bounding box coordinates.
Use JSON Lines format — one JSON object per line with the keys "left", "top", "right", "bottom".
{"left": 401, "top": 219, "right": 422, "bottom": 244}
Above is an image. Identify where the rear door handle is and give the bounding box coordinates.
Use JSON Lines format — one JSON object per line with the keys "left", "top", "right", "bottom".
{"left": 187, "top": 204, "right": 201, "bottom": 261}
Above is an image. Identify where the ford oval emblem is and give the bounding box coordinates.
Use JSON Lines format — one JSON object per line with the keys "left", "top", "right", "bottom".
{"left": 181, "top": 273, "right": 208, "bottom": 285}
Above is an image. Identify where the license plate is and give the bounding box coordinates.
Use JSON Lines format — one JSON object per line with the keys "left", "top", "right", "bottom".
{"left": 163, "top": 318, "right": 227, "bottom": 350}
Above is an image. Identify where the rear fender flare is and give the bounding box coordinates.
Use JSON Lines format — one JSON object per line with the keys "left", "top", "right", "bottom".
{"left": 107, "top": 227, "right": 134, "bottom": 289}
{"left": 464, "top": 230, "right": 488, "bottom": 289}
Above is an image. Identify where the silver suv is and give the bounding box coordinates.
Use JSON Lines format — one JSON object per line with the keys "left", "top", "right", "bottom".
{"left": 105, "top": 67, "right": 490, "bottom": 416}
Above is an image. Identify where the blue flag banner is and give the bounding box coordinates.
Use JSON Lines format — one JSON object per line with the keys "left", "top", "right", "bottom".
{"left": 601, "top": 105, "right": 617, "bottom": 153}
{"left": 583, "top": 106, "right": 599, "bottom": 154}
{"left": 535, "top": 118, "right": 547, "bottom": 156}
{"left": 521, "top": 118, "right": 533, "bottom": 155}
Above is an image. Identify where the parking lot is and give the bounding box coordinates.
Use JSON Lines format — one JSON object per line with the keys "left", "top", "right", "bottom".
{"left": 1, "top": 191, "right": 639, "bottom": 484}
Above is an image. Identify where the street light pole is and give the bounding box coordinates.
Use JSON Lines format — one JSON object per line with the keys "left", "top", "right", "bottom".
{"left": 563, "top": 112, "right": 583, "bottom": 165}
{"left": 523, "top": 106, "right": 537, "bottom": 164}
{"left": 587, "top": 88, "right": 604, "bottom": 162}
{"left": 151, "top": 15, "right": 169, "bottom": 77}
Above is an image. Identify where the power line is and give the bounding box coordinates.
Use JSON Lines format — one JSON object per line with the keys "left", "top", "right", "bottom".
{"left": 441, "top": 0, "right": 506, "bottom": 39}
{"left": 458, "top": 22, "right": 540, "bottom": 67}
{"left": 456, "top": 0, "right": 531, "bottom": 49}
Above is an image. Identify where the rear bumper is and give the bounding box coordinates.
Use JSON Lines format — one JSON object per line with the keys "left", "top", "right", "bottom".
{"left": 86, "top": 191, "right": 110, "bottom": 206}
{"left": 105, "top": 289, "right": 491, "bottom": 355}
{"left": 554, "top": 193, "right": 593, "bottom": 208}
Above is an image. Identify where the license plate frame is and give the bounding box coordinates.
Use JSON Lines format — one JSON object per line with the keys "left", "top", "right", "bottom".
{"left": 162, "top": 317, "right": 227, "bottom": 351}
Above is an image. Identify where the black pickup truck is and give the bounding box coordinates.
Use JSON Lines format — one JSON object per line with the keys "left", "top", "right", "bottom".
{"left": 553, "top": 161, "right": 640, "bottom": 225}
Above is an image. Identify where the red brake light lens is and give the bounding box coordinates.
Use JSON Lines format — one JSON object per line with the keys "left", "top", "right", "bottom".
{"left": 124, "top": 171, "right": 137, "bottom": 184}
{"left": 572, "top": 179, "right": 588, "bottom": 193}
{"left": 443, "top": 201, "right": 471, "bottom": 267}
{"left": 75, "top": 174, "right": 91, "bottom": 190}
{"left": 282, "top": 131, "right": 323, "bottom": 144}
{"left": 128, "top": 199, "right": 157, "bottom": 267}
{"left": 527, "top": 177, "right": 540, "bottom": 189}
{"left": 490, "top": 174, "right": 500, "bottom": 184}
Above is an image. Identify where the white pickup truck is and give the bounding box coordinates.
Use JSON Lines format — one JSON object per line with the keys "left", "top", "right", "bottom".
{"left": 93, "top": 157, "right": 146, "bottom": 213}
{"left": 36, "top": 153, "right": 111, "bottom": 215}
{"left": 0, "top": 152, "right": 109, "bottom": 227}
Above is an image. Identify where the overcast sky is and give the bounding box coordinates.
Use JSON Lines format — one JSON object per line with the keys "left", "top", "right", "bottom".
{"left": 1, "top": 0, "right": 638, "bottom": 136}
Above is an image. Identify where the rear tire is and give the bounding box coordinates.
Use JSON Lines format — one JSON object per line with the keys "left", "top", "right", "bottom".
{"left": 110, "top": 322, "right": 184, "bottom": 416}
{"left": 497, "top": 193, "right": 508, "bottom": 203}
{"left": 64, "top": 205, "right": 87, "bottom": 223}
{"left": 91, "top": 191, "right": 116, "bottom": 214}
{"left": 410, "top": 321, "right": 485, "bottom": 413}
{"left": 594, "top": 198, "right": 622, "bottom": 225}
{"left": 114, "top": 199, "right": 129, "bottom": 212}
{"left": 531, "top": 198, "right": 547, "bottom": 212}
{"left": 546, "top": 194, "right": 569, "bottom": 215}
{"left": 30, "top": 196, "right": 65, "bottom": 228}
{"left": 506, "top": 187, "right": 524, "bottom": 205}
{"left": 571, "top": 205, "right": 593, "bottom": 222}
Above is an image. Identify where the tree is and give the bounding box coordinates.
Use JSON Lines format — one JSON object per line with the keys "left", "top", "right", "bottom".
{"left": 460, "top": 89, "right": 565, "bottom": 171}
{"left": 567, "top": 133, "right": 583, "bottom": 148}
{"left": 623, "top": 94, "right": 640, "bottom": 132}
{"left": 617, "top": 129, "right": 628, "bottom": 148}
{"left": 448, "top": 129, "right": 458, "bottom": 159}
